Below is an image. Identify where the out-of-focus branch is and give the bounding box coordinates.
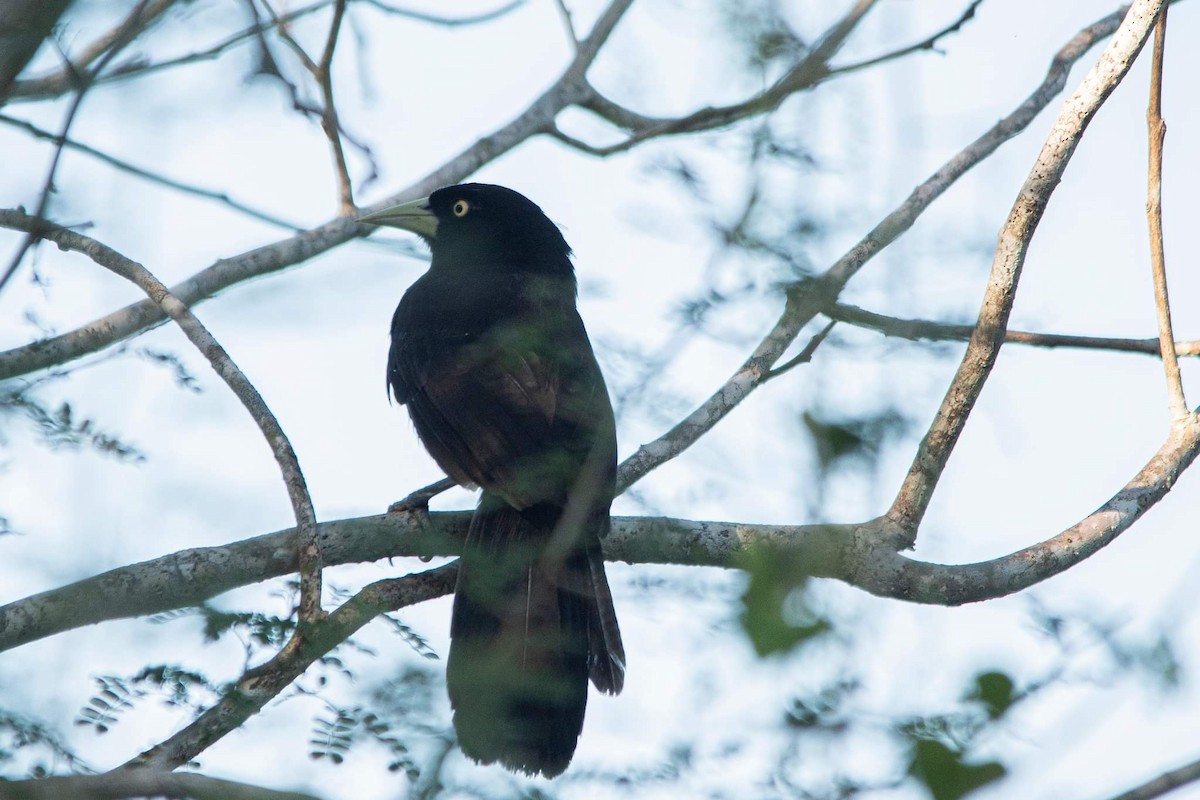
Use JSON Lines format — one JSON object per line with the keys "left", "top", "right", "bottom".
{"left": 615, "top": 4, "right": 1137, "bottom": 495}
{"left": 0, "top": 113, "right": 303, "bottom": 230}
{"left": 118, "top": 564, "right": 456, "bottom": 772}
{"left": 825, "top": 302, "right": 1200, "bottom": 357}
{"left": 1144, "top": 8, "right": 1188, "bottom": 420}
{"left": 0, "top": 0, "right": 635, "bottom": 381}
{"left": 2, "top": 0, "right": 177, "bottom": 103}
{"left": 0, "top": 209, "right": 324, "bottom": 625}
{"left": 0, "top": 0, "right": 155, "bottom": 295}
{"left": 0, "top": 0, "right": 73, "bottom": 104}
{"left": 887, "top": 0, "right": 1167, "bottom": 542}
{"left": 4, "top": 411, "right": 1198, "bottom": 651}
{"left": 261, "top": 0, "right": 357, "bottom": 213}
{"left": 1107, "top": 755, "right": 1200, "bottom": 800}
{"left": 0, "top": 771, "right": 321, "bottom": 800}
{"left": 828, "top": 0, "right": 983, "bottom": 77}
{"left": 572, "top": 0, "right": 881, "bottom": 156}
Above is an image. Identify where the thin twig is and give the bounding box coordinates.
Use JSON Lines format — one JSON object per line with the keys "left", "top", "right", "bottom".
{"left": 0, "top": 1, "right": 154, "bottom": 295}
{"left": 765, "top": 320, "right": 837, "bottom": 379}
{"left": 886, "top": 0, "right": 1167, "bottom": 542}
{"left": 554, "top": 0, "right": 580, "bottom": 50}
{"left": 0, "top": 0, "right": 635, "bottom": 382}
{"left": 0, "top": 114, "right": 303, "bottom": 230}
{"left": 1144, "top": 7, "right": 1188, "bottom": 419}
{"left": 0, "top": 208, "right": 325, "bottom": 626}
{"left": 358, "top": 0, "right": 525, "bottom": 26}
{"left": 2, "top": 0, "right": 178, "bottom": 102}
{"left": 825, "top": 301, "right": 1200, "bottom": 357}
{"left": 827, "top": 0, "right": 983, "bottom": 77}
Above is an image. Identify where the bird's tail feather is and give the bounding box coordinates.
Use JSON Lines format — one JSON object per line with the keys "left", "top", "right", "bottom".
{"left": 447, "top": 496, "right": 623, "bottom": 777}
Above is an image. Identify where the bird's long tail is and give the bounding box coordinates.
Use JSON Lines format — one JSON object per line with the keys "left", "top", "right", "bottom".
{"left": 447, "top": 496, "right": 624, "bottom": 777}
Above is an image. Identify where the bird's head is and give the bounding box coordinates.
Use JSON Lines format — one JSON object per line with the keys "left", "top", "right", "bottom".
{"left": 360, "top": 183, "right": 573, "bottom": 275}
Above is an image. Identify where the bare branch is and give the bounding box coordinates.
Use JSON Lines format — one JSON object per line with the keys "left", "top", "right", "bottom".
{"left": 0, "top": 209, "right": 324, "bottom": 625}
{"left": 887, "top": 0, "right": 1167, "bottom": 541}
{"left": 0, "top": 0, "right": 157, "bottom": 295}
{"left": 1144, "top": 8, "right": 1188, "bottom": 419}
{"left": 0, "top": 771, "right": 321, "bottom": 800}
{"left": 0, "top": 0, "right": 176, "bottom": 105}
{"left": 574, "top": 0, "right": 880, "bottom": 156}
{"left": 388, "top": 476, "right": 458, "bottom": 512}
{"left": 1107, "top": 754, "right": 1200, "bottom": 800}
{"left": 0, "top": 0, "right": 636, "bottom": 381}
{"left": 825, "top": 301, "right": 1200, "bottom": 357}
{"left": 120, "top": 564, "right": 456, "bottom": 771}
{"left": 615, "top": 4, "right": 1137, "bottom": 495}
{"left": 0, "top": 113, "right": 303, "bottom": 230}
{"left": 764, "top": 320, "right": 837, "bottom": 380}
{"left": 827, "top": 0, "right": 983, "bottom": 78}
{"left": 358, "top": 0, "right": 526, "bottom": 27}
{"left": 0, "top": 0, "right": 73, "bottom": 104}
{"left": 554, "top": 0, "right": 580, "bottom": 50}
{"left": 5, "top": 411, "right": 1198, "bottom": 652}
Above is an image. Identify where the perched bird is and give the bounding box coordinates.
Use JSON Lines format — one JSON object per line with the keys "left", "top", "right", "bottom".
{"left": 360, "top": 184, "right": 625, "bottom": 777}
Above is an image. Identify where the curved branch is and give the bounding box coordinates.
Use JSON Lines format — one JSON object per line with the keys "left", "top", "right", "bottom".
{"left": 121, "top": 564, "right": 456, "bottom": 772}
{"left": 887, "top": 0, "right": 1167, "bottom": 538}
{"left": 0, "top": 208, "right": 324, "bottom": 623}
{"left": 0, "top": 0, "right": 635, "bottom": 381}
{"left": 615, "top": 4, "right": 1138, "bottom": 495}
{"left": 4, "top": 413, "right": 1197, "bottom": 651}
{"left": 1108, "top": 754, "right": 1200, "bottom": 800}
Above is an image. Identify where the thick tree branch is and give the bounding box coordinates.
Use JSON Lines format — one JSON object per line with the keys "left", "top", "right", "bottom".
{"left": 119, "top": 564, "right": 456, "bottom": 772}
{"left": 616, "top": 4, "right": 1138, "bottom": 495}
{"left": 0, "top": 0, "right": 635, "bottom": 382}
{"left": 0, "top": 209, "right": 324, "bottom": 625}
{"left": 4, "top": 413, "right": 1197, "bottom": 651}
{"left": 1144, "top": 8, "right": 1188, "bottom": 420}
{"left": 0, "top": 771, "right": 320, "bottom": 800}
{"left": 825, "top": 302, "right": 1200, "bottom": 357}
{"left": 886, "top": 0, "right": 1166, "bottom": 541}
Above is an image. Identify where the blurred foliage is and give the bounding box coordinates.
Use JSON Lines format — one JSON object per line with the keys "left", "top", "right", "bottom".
{"left": 739, "top": 545, "right": 831, "bottom": 657}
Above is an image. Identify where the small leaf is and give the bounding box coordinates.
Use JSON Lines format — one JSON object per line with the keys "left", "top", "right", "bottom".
{"left": 908, "top": 739, "right": 1005, "bottom": 800}
{"left": 966, "top": 671, "right": 1016, "bottom": 720}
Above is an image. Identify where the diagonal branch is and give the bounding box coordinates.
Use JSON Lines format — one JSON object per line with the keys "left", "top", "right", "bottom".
{"left": 1144, "top": 7, "right": 1188, "bottom": 420}
{"left": 572, "top": 0, "right": 881, "bottom": 156}
{"left": 827, "top": 0, "right": 983, "bottom": 78}
{"left": 0, "top": 0, "right": 636, "bottom": 382}
{"left": 1106, "top": 754, "right": 1200, "bottom": 800}
{"left": 886, "top": 0, "right": 1167, "bottom": 541}
{"left": 0, "top": 209, "right": 324, "bottom": 626}
{"left": 119, "top": 564, "right": 456, "bottom": 772}
{"left": 614, "top": 4, "right": 1140, "bottom": 495}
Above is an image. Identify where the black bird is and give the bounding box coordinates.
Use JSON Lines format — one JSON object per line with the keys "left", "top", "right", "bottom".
{"left": 361, "top": 184, "right": 625, "bottom": 777}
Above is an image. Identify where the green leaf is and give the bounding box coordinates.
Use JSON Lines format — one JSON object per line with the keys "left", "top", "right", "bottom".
{"left": 739, "top": 546, "right": 830, "bottom": 657}
{"left": 908, "top": 739, "right": 1005, "bottom": 800}
{"left": 966, "top": 671, "right": 1016, "bottom": 720}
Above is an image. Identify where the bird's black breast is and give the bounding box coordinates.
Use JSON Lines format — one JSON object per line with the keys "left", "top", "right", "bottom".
{"left": 388, "top": 268, "right": 612, "bottom": 507}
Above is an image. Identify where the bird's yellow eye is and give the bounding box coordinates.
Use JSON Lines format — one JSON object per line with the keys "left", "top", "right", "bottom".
{"left": 452, "top": 199, "right": 470, "bottom": 217}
